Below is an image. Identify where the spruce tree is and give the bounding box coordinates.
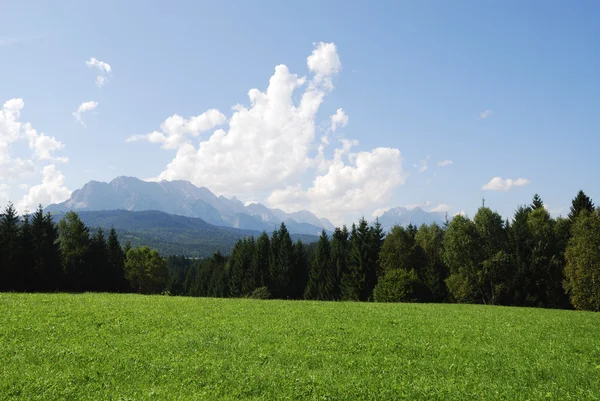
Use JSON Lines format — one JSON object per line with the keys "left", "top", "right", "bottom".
{"left": 89, "top": 228, "right": 109, "bottom": 291}
{"left": 568, "top": 190, "right": 595, "bottom": 223}
{"left": 531, "top": 194, "right": 544, "bottom": 210}
{"left": 305, "top": 231, "right": 333, "bottom": 300}
{"left": 0, "top": 203, "right": 20, "bottom": 291}
{"left": 107, "top": 228, "right": 126, "bottom": 291}
{"left": 252, "top": 232, "right": 270, "bottom": 290}
{"left": 330, "top": 226, "right": 349, "bottom": 300}
{"left": 17, "top": 213, "right": 34, "bottom": 291}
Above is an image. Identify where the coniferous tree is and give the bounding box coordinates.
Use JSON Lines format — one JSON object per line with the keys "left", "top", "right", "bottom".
{"left": 89, "top": 228, "right": 109, "bottom": 291}
{"left": 330, "top": 226, "right": 349, "bottom": 300}
{"left": 252, "top": 232, "right": 271, "bottom": 290}
{"left": 289, "top": 240, "right": 309, "bottom": 299}
{"left": 0, "top": 203, "right": 20, "bottom": 291}
{"left": 17, "top": 213, "right": 34, "bottom": 291}
{"left": 269, "top": 223, "right": 293, "bottom": 298}
{"left": 305, "top": 231, "right": 333, "bottom": 300}
{"left": 531, "top": 194, "right": 544, "bottom": 210}
{"left": 107, "top": 228, "right": 126, "bottom": 291}
{"left": 568, "top": 190, "right": 595, "bottom": 223}
{"left": 365, "top": 219, "right": 385, "bottom": 299}
{"left": 342, "top": 219, "right": 372, "bottom": 301}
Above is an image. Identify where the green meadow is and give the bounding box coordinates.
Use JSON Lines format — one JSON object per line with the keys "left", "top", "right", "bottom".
{"left": 1, "top": 293, "right": 599, "bottom": 400}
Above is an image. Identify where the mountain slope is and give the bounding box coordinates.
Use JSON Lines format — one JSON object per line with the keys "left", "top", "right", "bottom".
{"left": 50, "top": 210, "right": 319, "bottom": 257}
{"left": 376, "top": 207, "right": 446, "bottom": 232}
{"left": 47, "top": 176, "right": 332, "bottom": 236}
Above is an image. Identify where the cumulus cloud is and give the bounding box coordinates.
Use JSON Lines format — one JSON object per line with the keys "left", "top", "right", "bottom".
{"left": 18, "top": 165, "right": 71, "bottom": 212}
{"left": 438, "top": 159, "right": 453, "bottom": 167}
{"left": 129, "top": 42, "right": 407, "bottom": 224}
{"left": 430, "top": 203, "right": 450, "bottom": 212}
{"left": 126, "top": 109, "right": 226, "bottom": 149}
{"left": 482, "top": 177, "right": 531, "bottom": 191}
{"left": 86, "top": 57, "right": 112, "bottom": 88}
{"left": 330, "top": 108, "right": 349, "bottom": 132}
{"left": 307, "top": 42, "right": 341, "bottom": 89}
{"left": 480, "top": 109, "right": 492, "bottom": 119}
{"left": 72, "top": 101, "right": 98, "bottom": 127}
{"left": 268, "top": 144, "right": 405, "bottom": 224}
{"left": 0, "top": 98, "right": 67, "bottom": 181}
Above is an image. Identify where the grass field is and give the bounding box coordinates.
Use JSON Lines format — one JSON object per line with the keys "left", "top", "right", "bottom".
{"left": 1, "top": 294, "right": 599, "bottom": 400}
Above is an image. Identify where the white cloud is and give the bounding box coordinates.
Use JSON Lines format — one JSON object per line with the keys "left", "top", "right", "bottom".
{"left": 86, "top": 57, "right": 112, "bottom": 88}
{"left": 330, "top": 108, "right": 349, "bottom": 132}
{"left": 126, "top": 109, "right": 226, "bottom": 149}
{"left": 0, "top": 98, "right": 67, "bottom": 181}
{"left": 18, "top": 165, "right": 71, "bottom": 212}
{"left": 480, "top": 109, "right": 492, "bottom": 119}
{"left": 307, "top": 42, "right": 341, "bottom": 89}
{"left": 482, "top": 176, "right": 531, "bottom": 191}
{"left": 128, "top": 42, "right": 407, "bottom": 225}
{"left": 372, "top": 207, "right": 391, "bottom": 218}
{"left": 437, "top": 159, "right": 453, "bottom": 167}
{"left": 430, "top": 203, "right": 450, "bottom": 213}
{"left": 415, "top": 155, "right": 430, "bottom": 173}
{"left": 268, "top": 144, "right": 405, "bottom": 224}
{"left": 454, "top": 210, "right": 466, "bottom": 217}
{"left": 72, "top": 101, "right": 98, "bottom": 127}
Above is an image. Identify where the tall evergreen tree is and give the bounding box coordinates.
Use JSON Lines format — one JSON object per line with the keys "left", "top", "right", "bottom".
{"left": 17, "top": 213, "right": 34, "bottom": 291}
{"left": 106, "top": 228, "right": 126, "bottom": 292}
{"left": 0, "top": 203, "right": 20, "bottom": 291}
{"left": 568, "top": 190, "right": 595, "bottom": 223}
{"left": 269, "top": 223, "right": 293, "bottom": 298}
{"left": 341, "top": 219, "right": 372, "bottom": 301}
{"left": 531, "top": 194, "right": 544, "bottom": 210}
{"left": 330, "top": 226, "right": 349, "bottom": 300}
{"left": 252, "top": 232, "right": 271, "bottom": 290}
{"left": 89, "top": 228, "right": 109, "bottom": 291}
{"left": 305, "top": 231, "right": 333, "bottom": 300}
{"left": 289, "top": 240, "right": 309, "bottom": 299}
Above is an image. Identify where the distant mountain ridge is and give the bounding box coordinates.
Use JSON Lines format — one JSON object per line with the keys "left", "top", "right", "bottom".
{"left": 376, "top": 206, "right": 446, "bottom": 232}
{"left": 46, "top": 176, "right": 335, "bottom": 236}
{"left": 49, "top": 210, "right": 319, "bottom": 258}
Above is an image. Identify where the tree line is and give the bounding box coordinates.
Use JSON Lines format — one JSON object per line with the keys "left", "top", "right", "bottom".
{"left": 1, "top": 190, "right": 599, "bottom": 311}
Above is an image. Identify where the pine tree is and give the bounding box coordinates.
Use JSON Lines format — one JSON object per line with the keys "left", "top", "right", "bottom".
{"left": 531, "top": 194, "right": 544, "bottom": 210}
{"left": 305, "top": 231, "right": 333, "bottom": 300}
{"left": 289, "top": 240, "right": 309, "bottom": 299}
{"left": 568, "top": 190, "right": 595, "bottom": 223}
{"left": 365, "top": 218, "right": 385, "bottom": 299}
{"left": 269, "top": 223, "right": 293, "bottom": 298}
{"left": 252, "top": 232, "right": 270, "bottom": 290}
{"left": 106, "top": 228, "right": 126, "bottom": 292}
{"left": 330, "top": 226, "right": 349, "bottom": 300}
{"left": 89, "top": 228, "right": 109, "bottom": 291}
{"left": 0, "top": 203, "right": 20, "bottom": 291}
{"left": 17, "top": 213, "right": 34, "bottom": 291}
{"left": 342, "top": 219, "right": 371, "bottom": 301}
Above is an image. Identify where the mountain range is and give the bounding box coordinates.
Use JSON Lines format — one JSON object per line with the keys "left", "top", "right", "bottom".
{"left": 47, "top": 176, "right": 335, "bottom": 236}
{"left": 46, "top": 177, "right": 446, "bottom": 255}
{"left": 49, "top": 210, "right": 318, "bottom": 258}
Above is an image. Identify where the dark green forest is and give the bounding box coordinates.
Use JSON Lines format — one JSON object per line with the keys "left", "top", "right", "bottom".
{"left": 1, "top": 190, "right": 599, "bottom": 311}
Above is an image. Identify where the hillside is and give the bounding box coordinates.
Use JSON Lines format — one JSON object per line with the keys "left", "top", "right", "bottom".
{"left": 51, "top": 210, "right": 318, "bottom": 257}
{"left": 1, "top": 293, "right": 599, "bottom": 400}
{"left": 46, "top": 176, "right": 334, "bottom": 236}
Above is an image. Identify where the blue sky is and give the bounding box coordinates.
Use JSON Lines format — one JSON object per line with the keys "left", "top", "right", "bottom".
{"left": 1, "top": 0, "right": 599, "bottom": 224}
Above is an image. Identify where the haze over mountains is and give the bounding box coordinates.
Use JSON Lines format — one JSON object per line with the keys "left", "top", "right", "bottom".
{"left": 46, "top": 176, "right": 445, "bottom": 235}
